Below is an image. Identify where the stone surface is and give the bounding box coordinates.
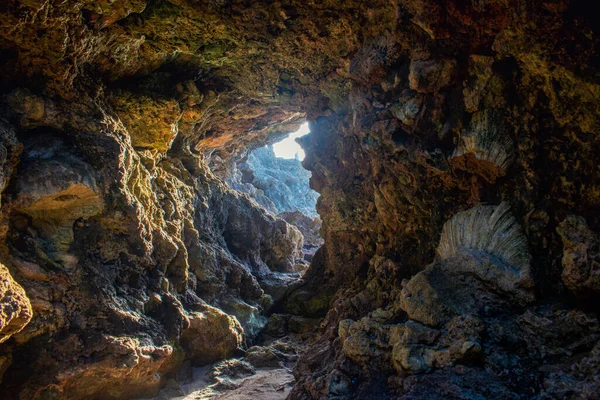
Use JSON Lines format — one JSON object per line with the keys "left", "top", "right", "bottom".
{"left": 557, "top": 215, "right": 600, "bottom": 295}
{"left": 408, "top": 59, "right": 457, "bottom": 93}
{"left": 0, "top": 0, "right": 599, "bottom": 399}
{"left": 232, "top": 145, "right": 319, "bottom": 218}
{"left": 181, "top": 305, "right": 243, "bottom": 366}
{"left": 0, "top": 263, "right": 32, "bottom": 344}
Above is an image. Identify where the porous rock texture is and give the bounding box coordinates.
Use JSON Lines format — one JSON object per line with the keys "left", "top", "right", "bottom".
{"left": 0, "top": 0, "right": 599, "bottom": 399}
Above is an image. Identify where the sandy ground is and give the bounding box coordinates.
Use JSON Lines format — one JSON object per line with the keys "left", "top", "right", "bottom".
{"left": 182, "top": 369, "right": 294, "bottom": 400}
{"left": 140, "top": 365, "right": 295, "bottom": 400}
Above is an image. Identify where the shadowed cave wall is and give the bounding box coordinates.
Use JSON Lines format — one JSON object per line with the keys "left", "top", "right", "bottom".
{"left": 0, "top": 0, "right": 600, "bottom": 399}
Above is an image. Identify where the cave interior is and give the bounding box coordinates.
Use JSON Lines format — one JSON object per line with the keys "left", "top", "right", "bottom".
{"left": 0, "top": 0, "right": 600, "bottom": 399}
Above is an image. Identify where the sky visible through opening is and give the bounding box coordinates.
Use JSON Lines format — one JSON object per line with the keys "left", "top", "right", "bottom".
{"left": 272, "top": 122, "right": 310, "bottom": 160}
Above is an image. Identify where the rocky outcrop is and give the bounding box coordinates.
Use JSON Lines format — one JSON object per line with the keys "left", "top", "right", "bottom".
{"left": 0, "top": 0, "right": 599, "bottom": 399}
{"left": 279, "top": 211, "right": 323, "bottom": 262}
{"left": 0, "top": 263, "right": 32, "bottom": 344}
{"left": 226, "top": 144, "right": 322, "bottom": 265}
{"left": 557, "top": 215, "right": 600, "bottom": 295}
{"left": 239, "top": 146, "right": 319, "bottom": 218}
{"left": 288, "top": 1, "right": 600, "bottom": 398}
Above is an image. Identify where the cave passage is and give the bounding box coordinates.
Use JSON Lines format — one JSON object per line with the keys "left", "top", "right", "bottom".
{"left": 233, "top": 123, "right": 323, "bottom": 267}
{"left": 2, "top": 1, "right": 600, "bottom": 400}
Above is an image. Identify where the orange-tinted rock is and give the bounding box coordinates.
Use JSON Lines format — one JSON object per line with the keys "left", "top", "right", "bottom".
{"left": 0, "top": 263, "right": 32, "bottom": 344}
{"left": 0, "top": 0, "right": 599, "bottom": 399}
{"left": 408, "top": 59, "right": 457, "bottom": 93}
{"left": 181, "top": 306, "right": 243, "bottom": 366}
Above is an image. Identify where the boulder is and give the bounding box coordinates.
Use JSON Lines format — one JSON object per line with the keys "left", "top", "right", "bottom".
{"left": 557, "top": 215, "right": 600, "bottom": 295}
{"left": 180, "top": 305, "right": 243, "bottom": 366}
{"left": 0, "top": 263, "right": 32, "bottom": 343}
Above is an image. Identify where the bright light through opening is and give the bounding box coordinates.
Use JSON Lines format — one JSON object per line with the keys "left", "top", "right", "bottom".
{"left": 272, "top": 122, "right": 310, "bottom": 160}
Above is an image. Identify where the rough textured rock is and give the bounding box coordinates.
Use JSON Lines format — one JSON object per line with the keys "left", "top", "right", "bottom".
{"left": 279, "top": 211, "right": 324, "bottom": 263}
{"left": 557, "top": 215, "right": 600, "bottom": 295}
{"left": 180, "top": 305, "right": 243, "bottom": 366}
{"left": 0, "top": 263, "right": 32, "bottom": 344}
{"left": 228, "top": 145, "right": 319, "bottom": 218}
{"left": 0, "top": 0, "right": 598, "bottom": 399}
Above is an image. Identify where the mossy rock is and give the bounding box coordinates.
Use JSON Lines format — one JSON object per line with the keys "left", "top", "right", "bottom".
{"left": 111, "top": 91, "right": 182, "bottom": 151}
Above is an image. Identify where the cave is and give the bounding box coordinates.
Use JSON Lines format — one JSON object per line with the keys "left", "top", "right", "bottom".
{"left": 228, "top": 122, "right": 323, "bottom": 269}
{"left": 1, "top": 1, "right": 600, "bottom": 399}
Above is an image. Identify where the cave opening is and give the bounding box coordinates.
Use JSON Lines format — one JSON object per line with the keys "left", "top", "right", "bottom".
{"left": 228, "top": 122, "right": 323, "bottom": 271}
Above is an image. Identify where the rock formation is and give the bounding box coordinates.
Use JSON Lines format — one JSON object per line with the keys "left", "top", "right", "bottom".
{"left": 0, "top": 0, "right": 599, "bottom": 399}
{"left": 232, "top": 145, "right": 319, "bottom": 219}
{"left": 227, "top": 144, "right": 323, "bottom": 264}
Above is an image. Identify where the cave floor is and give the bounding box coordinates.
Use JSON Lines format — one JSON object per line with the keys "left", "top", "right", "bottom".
{"left": 138, "top": 363, "right": 295, "bottom": 400}
{"left": 138, "top": 334, "right": 304, "bottom": 400}
{"left": 177, "top": 368, "right": 294, "bottom": 400}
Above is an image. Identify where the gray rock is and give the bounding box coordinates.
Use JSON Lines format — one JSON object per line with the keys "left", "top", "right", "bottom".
{"left": 242, "top": 146, "right": 318, "bottom": 218}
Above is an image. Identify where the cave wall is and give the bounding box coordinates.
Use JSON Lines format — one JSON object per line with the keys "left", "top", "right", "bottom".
{"left": 291, "top": 1, "right": 600, "bottom": 398}
{"left": 0, "top": 0, "right": 599, "bottom": 399}
{"left": 0, "top": 0, "right": 395, "bottom": 398}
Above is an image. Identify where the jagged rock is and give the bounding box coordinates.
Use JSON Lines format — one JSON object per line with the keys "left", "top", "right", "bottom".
{"left": 220, "top": 296, "right": 267, "bottom": 339}
{"left": 401, "top": 203, "right": 535, "bottom": 327}
{"left": 237, "top": 146, "right": 319, "bottom": 218}
{"left": 262, "top": 313, "right": 320, "bottom": 340}
{"left": 541, "top": 341, "right": 600, "bottom": 399}
{"left": 244, "top": 346, "right": 284, "bottom": 368}
{"left": 391, "top": 90, "right": 424, "bottom": 127}
{"left": 279, "top": 211, "right": 322, "bottom": 250}
{"left": 0, "top": 121, "right": 22, "bottom": 207}
{"left": 0, "top": 0, "right": 599, "bottom": 399}
{"left": 557, "top": 215, "right": 600, "bottom": 295}
{"left": 0, "top": 263, "right": 32, "bottom": 344}
{"left": 19, "top": 335, "right": 176, "bottom": 400}
{"left": 223, "top": 196, "right": 304, "bottom": 273}
{"left": 339, "top": 318, "right": 392, "bottom": 370}
{"left": 452, "top": 110, "right": 515, "bottom": 181}
{"left": 180, "top": 305, "right": 243, "bottom": 366}
{"left": 10, "top": 134, "right": 104, "bottom": 267}
{"left": 408, "top": 58, "right": 457, "bottom": 93}
{"left": 462, "top": 55, "right": 503, "bottom": 113}
{"left": 111, "top": 91, "right": 182, "bottom": 152}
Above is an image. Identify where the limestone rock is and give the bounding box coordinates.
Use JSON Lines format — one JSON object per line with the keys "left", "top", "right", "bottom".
{"left": 21, "top": 335, "right": 175, "bottom": 400}
{"left": 0, "top": 263, "right": 32, "bottom": 343}
{"left": 238, "top": 145, "right": 319, "bottom": 218}
{"left": 409, "top": 59, "right": 457, "bottom": 93}
{"left": 111, "top": 91, "right": 181, "bottom": 152}
{"left": 10, "top": 134, "right": 103, "bottom": 267}
{"left": 0, "top": 121, "right": 21, "bottom": 207}
{"left": 180, "top": 305, "right": 243, "bottom": 366}
{"left": 541, "top": 341, "right": 600, "bottom": 399}
{"left": 0, "top": 0, "right": 599, "bottom": 398}
{"left": 557, "top": 215, "right": 600, "bottom": 295}
{"left": 401, "top": 203, "right": 535, "bottom": 327}
{"left": 452, "top": 110, "right": 515, "bottom": 180}
{"left": 391, "top": 90, "right": 423, "bottom": 127}
{"left": 244, "top": 346, "right": 283, "bottom": 368}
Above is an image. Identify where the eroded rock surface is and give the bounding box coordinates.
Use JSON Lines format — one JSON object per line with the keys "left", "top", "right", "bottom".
{"left": 0, "top": 263, "right": 32, "bottom": 344}
{"left": 0, "top": 0, "right": 599, "bottom": 399}
{"left": 242, "top": 146, "right": 318, "bottom": 218}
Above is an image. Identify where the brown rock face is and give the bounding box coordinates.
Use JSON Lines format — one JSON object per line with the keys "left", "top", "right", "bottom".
{"left": 0, "top": 263, "right": 32, "bottom": 344}
{"left": 181, "top": 305, "right": 243, "bottom": 365}
{"left": 558, "top": 215, "right": 600, "bottom": 295}
{"left": 0, "top": 0, "right": 599, "bottom": 399}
